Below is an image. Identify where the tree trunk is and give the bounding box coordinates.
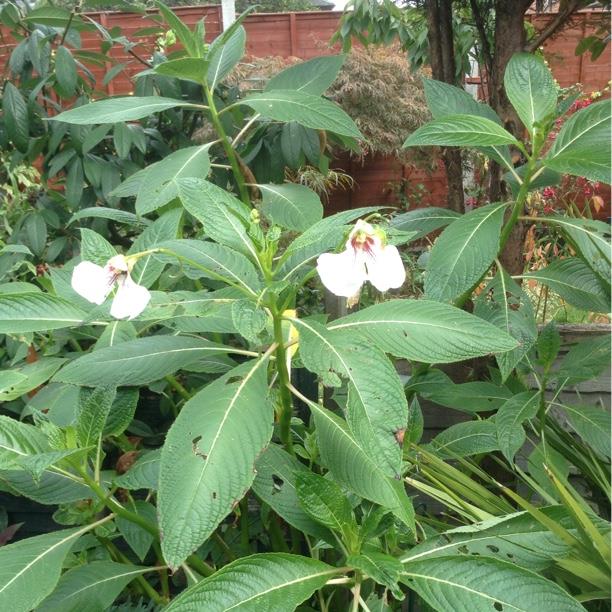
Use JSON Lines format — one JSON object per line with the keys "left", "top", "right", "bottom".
{"left": 426, "top": 0, "right": 465, "bottom": 213}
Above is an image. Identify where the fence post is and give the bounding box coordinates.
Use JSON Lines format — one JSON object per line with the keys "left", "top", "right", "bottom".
{"left": 289, "top": 13, "right": 297, "bottom": 56}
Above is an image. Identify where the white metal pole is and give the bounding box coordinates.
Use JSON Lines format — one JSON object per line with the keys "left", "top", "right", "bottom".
{"left": 221, "top": 0, "right": 236, "bottom": 31}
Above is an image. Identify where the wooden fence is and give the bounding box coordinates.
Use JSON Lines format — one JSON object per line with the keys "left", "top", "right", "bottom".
{"left": 1, "top": 7, "right": 610, "bottom": 213}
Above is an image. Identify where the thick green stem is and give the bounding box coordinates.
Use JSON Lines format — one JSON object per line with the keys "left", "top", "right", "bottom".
{"left": 203, "top": 85, "right": 251, "bottom": 206}
{"left": 165, "top": 374, "right": 191, "bottom": 401}
{"left": 272, "top": 311, "right": 294, "bottom": 454}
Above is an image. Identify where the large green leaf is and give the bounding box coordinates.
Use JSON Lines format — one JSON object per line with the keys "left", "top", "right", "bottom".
{"left": 422, "top": 78, "right": 511, "bottom": 168}
{"left": 544, "top": 100, "right": 611, "bottom": 184}
{"left": 404, "top": 115, "right": 519, "bottom": 148}
{"left": 207, "top": 25, "right": 246, "bottom": 90}
{"left": 55, "top": 46, "right": 78, "bottom": 98}
{"left": 53, "top": 336, "right": 231, "bottom": 386}
{"left": 131, "top": 144, "right": 212, "bottom": 215}
{"left": 76, "top": 386, "right": 116, "bottom": 448}
{"left": 252, "top": 445, "right": 333, "bottom": 542}
{"left": 302, "top": 396, "right": 414, "bottom": 531}
{"left": 424, "top": 202, "right": 508, "bottom": 302}
{"left": 158, "top": 239, "right": 261, "bottom": 295}
{"left": 474, "top": 269, "right": 537, "bottom": 381}
{"left": 538, "top": 216, "right": 610, "bottom": 283}
{"left": 277, "top": 207, "right": 381, "bottom": 280}
{"left": 3, "top": 82, "right": 29, "bottom": 152}
{"left": 239, "top": 90, "right": 362, "bottom": 139}
{"left": 553, "top": 334, "right": 610, "bottom": 385}
{"left": 116, "top": 500, "right": 156, "bottom": 561}
{"left": 401, "top": 555, "right": 586, "bottom": 612}
{"left": 496, "top": 391, "right": 539, "bottom": 463}
{"left": 328, "top": 299, "right": 518, "bottom": 363}
{"left": 68, "top": 206, "right": 150, "bottom": 228}
{"left": 0, "top": 527, "right": 89, "bottom": 612}
{"left": 558, "top": 403, "right": 611, "bottom": 459}
{"left": 175, "top": 178, "right": 258, "bottom": 262}
{"left": 80, "top": 227, "right": 115, "bottom": 266}
{"left": 504, "top": 53, "right": 557, "bottom": 134}
{"left": 53, "top": 96, "right": 201, "bottom": 125}
{"left": 266, "top": 55, "right": 345, "bottom": 95}
{"left": 294, "top": 319, "right": 406, "bottom": 476}
{"left": 429, "top": 420, "right": 499, "bottom": 458}
{"left": 128, "top": 208, "right": 183, "bottom": 287}
{"left": 36, "top": 561, "right": 150, "bottom": 612}
{"left": 158, "top": 358, "right": 273, "bottom": 569}
{"left": 114, "top": 449, "right": 160, "bottom": 491}
{"left": 418, "top": 381, "right": 512, "bottom": 413}
{"left": 154, "top": 57, "right": 208, "bottom": 84}
{"left": 0, "top": 358, "right": 65, "bottom": 401}
{"left": 0, "top": 292, "right": 87, "bottom": 333}
{"left": 391, "top": 207, "right": 460, "bottom": 240}
{"left": 522, "top": 258, "right": 610, "bottom": 313}
{"left": 259, "top": 183, "right": 323, "bottom": 232}
{"left": 402, "top": 506, "right": 574, "bottom": 571}
{"left": 165, "top": 553, "right": 337, "bottom": 612}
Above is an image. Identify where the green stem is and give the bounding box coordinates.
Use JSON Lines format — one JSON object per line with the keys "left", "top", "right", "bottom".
{"left": 79, "top": 468, "right": 216, "bottom": 577}
{"left": 239, "top": 497, "right": 250, "bottom": 555}
{"left": 351, "top": 571, "right": 362, "bottom": 612}
{"left": 203, "top": 85, "right": 251, "bottom": 206}
{"left": 272, "top": 310, "right": 294, "bottom": 454}
{"left": 165, "top": 374, "right": 191, "bottom": 401}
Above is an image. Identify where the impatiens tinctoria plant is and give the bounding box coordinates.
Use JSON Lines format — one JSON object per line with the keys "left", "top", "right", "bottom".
{"left": 0, "top": 5, "right": 609, "bottom": 611}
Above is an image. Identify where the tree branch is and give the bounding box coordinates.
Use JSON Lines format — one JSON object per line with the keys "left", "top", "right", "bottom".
{"left": 525, "top": 0, "right": 582, "bottom": 52}
{"left": 469, "top": 0, "right": 494, "bottom": 76}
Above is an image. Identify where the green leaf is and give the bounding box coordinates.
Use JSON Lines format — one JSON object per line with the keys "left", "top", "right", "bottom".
{"left": 55, "top": 46, "right": 78, "bottom": 98}
{"left": 422, "top": 78, "right": 511, "bottom": 168}
{"left": 239, "top": 90, "right": 362, "bottom": 139}
{"left": 36, "top": 561, "right": 150, "bottom": 612}
{"left": 104, "top": 388, "right": 139, "bottom": 437}
{"left": 522, "top": 258, "right": 610, "bottom": 313}
{"left": 536, "top": 322, "right": 561, "bottom": 369}
{"left": 0, "top": 358, "right": 65, "bottom": 401}
{"left": 3, "top": 82, "right": 29, "bottom": 152}
{"left": 23, "top": 213, "right": 47, "bottom": 257}
{"left": 259, "top": 183, "right": 323, "bottom": 232}
{"left": 154, "top": 57, "right": 208, "bottom": 84}
{"left": 207, "top": 25, "right": 246, "bottom": 90}
{"left": 539, "top": 216, "right": 610, "bottom": 283}
{"left": 558, "top": 403, "right": 611, "bottom": 459}
{"left": 294, "top": 319, "right": 406, "bottom": 476}
{"left": 401, "top": 506, "right": 576, "bottom": 571}
{"left": 53, "top": 336, "right": 232, "bottom": 386}
{"left": 95, "top": 321, "right": 137, "bottom": 350}
{"left": 0, "top": 527, "right": 90, "bottom": 612}
{"left": 158, "top": 239, "right": 261, "bottom": 295}
{"left": 328, "top": 299, "right": 518, "bottom": 363}
{"left": 128, "top": 208, "right": 182, "bottom": 287}
{"left": 18, "top": 449, "right": 86, "bottom": 484}
{"left": 347, "top": 551, "right": 403, "bottom": 599}
{"left": 544, "top": 100, "right": 611, "bottom": 184}
{"left": 504, "top": 53, "right": 557, "bottom": 134}
{"left": 496, "top": 391, "right": 539, "bottom": 463}
{"left": 79, "top": 228, "right": 116, "bottom": 266}
{"left": 266, "top": 55, "right": 345, "bottom": 95}
{"left": 76, "top": 386, "right": 116, "bottom": 448}
{"left": 113, "top": 121, "right": 132, "bottom": 158}
{"left": 302, "top": 397, "right": 414, "bottom": 531}
{"left": 68, "top": 206, "right": 150, "bottom": 228}
{"left": 231, "top": 299, "right": 267, "bottom": 342}
{"left": 474, "top": 269, "right": 537, "bottom": 381}
{"left": 401, "top": 555, "right": 586, "bottom": 612}
{"left": 252, "top": 444, "right": 333, "bottom": 542}
{"left": 116, "top": 501, "right": 156, "bottom": 561}
{"left": 424, "top": 202, "right": 508, "bottom": 302}
{"left": 175, "top": 178, "right": 257, "bottom": 261}
{"left": 155, "top": 0, "right": 197, "bottom": 57}
{"left": 0, "top": 293, "right": 86, "bottom": 333}
{"left": 391, "top": 207, "right": 460, "bottom": 240}
{"left": 158, "top": 358, "right": 273, "bottom": 568}
{"left": 165, "top": 553, "right": 337, "bottom": 611}
{"left": 133, "top": 144, "right": 212, "bottom": 215}
{"left": 0, "top": 416, "right": 47, "bottom": 469}
{"left": 295, "top": 470, "right": 357, "bottom": 535}
{"left": 53, "top": 96, "right": 200, "bottom": 125}
{"left": 420, "top": 381, "right": 512, "bottom": 413}
{"left": 404, "top": 115, "right": 519, "bottom": 148}
{"left": 554, "top": 334, "right": 610, "bottom": 385}
{"left": 114, "top": 449, "right": 160, "bottom": 491}
{"left": 23, "top": 6, "right": 86, "bottom": 28}
{"left": 429, "top": 420, "right": 499, "bottom": 458}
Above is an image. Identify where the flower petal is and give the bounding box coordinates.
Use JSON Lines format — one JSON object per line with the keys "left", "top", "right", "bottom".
{"left": 364, "top": 244, "right": 406, "bottom": 292}
{"left": 110, "top": 276, "right": 151, "bottom": 320}
{"left": 316, "top": 249, "right": 367, "bottom": 297}
{"left": 71, "top": 261, "right": 114, "bottom": 305}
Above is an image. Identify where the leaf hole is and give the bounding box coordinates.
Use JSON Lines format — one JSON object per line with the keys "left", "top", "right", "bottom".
{"left": 457, "top": 545, "right": 469, "bottom": 554}
{"left": 272, "top": 474, "right": 284, "bottom": 494}
{"left": 486, "top": 545, "right": 500, "bottom": 553}
{"left": 226, "top": 376, "right": 242, "bottom": 385}
{"left": 494, "top": 603, "right": 503, "bottom": 611}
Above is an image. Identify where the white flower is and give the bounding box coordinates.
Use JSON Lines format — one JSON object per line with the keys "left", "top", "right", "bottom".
{"left": 316, "top": 219, "right": 406, "bottom": 298}
{"left": 71, "top": 254, "right": 151, "bottom": 320}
